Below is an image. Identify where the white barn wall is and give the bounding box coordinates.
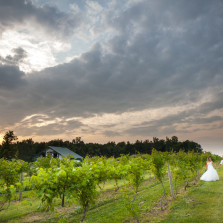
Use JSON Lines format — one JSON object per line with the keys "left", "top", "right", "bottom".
{"left": 45, "top": 148, "right": 63, "bottom": 159}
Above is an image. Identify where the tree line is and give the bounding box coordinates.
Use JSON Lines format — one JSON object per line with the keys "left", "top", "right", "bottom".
{"left": 0, "top": 131, "right": 203, "bottom": 162}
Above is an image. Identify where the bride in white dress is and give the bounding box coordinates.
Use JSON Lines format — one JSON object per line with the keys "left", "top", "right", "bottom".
{"left": 200, "top": 157, "right": 219, "bottom": 181}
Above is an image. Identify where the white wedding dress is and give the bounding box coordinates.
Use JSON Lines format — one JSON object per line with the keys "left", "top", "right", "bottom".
{"left": 200, "top": 162, "right": 219, "bottom": 181}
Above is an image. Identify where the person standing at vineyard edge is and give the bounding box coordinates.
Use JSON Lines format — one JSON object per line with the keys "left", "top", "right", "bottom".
{"left": 200, "top": 157, "right": 219, "bottom": 182}
{"left": 218, "top": 156, "right": 223, "bottom": 168}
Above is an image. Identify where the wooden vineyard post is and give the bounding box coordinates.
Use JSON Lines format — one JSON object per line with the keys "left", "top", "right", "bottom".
{"left": 167, "top": 162, "right": 175, "bottom": 199}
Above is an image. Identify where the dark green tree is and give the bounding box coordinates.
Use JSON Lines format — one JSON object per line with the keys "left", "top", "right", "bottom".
{"left": 0, "top": 131, "right": 18, "bottom": 159}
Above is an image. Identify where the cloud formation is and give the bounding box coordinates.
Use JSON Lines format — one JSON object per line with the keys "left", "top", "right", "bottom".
{"left": 0, "top": 0, "right": 223, "bottom": 154}
{"left": 0, "top": 64, "right": 26, "bottom": 89}
{"left": 0, "top": 0, "right": 82, "bottom": 38}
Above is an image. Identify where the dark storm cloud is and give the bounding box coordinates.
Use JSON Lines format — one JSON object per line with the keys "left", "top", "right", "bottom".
{"left": 0, "top": 0, "right": 82, "bottom": 37}
{"left": 0, "top": 64, "right": 26, "bottom": 89}
{"left": 0, "top": 47, "right": 27, "bottom": 90}
{"left": 1, "top": 0, "right": 223, "bottom": 136}
{"left": 0, "top": 48, "right": 27, "bottom": 66}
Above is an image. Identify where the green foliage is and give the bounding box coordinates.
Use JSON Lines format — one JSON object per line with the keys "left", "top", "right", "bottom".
{"left": 34, "top": 155, "right": 56, "bottom": 170}
{"left": 150, "top": 149, "right": 168, "bottom": 210}
{"left": 108, "top": 157, "right": 128, "bottom": 190}
{"left": 168, "top": 150, "right": 204, "bottom": 193}
{"left": 70, "top": 161, "right": 100, "bottom": 222}
{"left": 84, "top": 156, "right": 110, "bottom": 188}
{"left": 0, "top": 158, "right": 28, "bottom": 211}
{"left": 31, "top": 156, "right": 78, "bottom": 210}
{"left": 31, "top": 156, "right": 103, "bottom": 221}
{"left": 1, "top": 149, "right": 217, "bottom": 222}
{"left": 122, "top": 188, "right": 141, "bottom": 223}
{"left": 0, "top": 131, "right": 18, "bottom": 160}
{"left": 55, "top": 157, "right": 79, "bottom": 207}
{"left": 120, "top": 155, "right": 148, "bottom": 223}
{"left": 31, "top": 167, "right": 58, "bottom": 211}
{"left": 201, "top": 152, "right": 221, "bottom": 164}
{"left": 150, "top": 149, "right": 167, "bottom": 185}
{"left": 187, "top": 151, "right": 202, "bottom": 179}
{"left": 126, "top": 156, "right": 147, "bottom": 195}
{"left": 170, "top": 150, "right": 192, "bottom": 191}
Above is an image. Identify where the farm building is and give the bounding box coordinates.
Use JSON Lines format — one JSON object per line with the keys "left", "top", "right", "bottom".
{"left": 40, "top": 146, "right": 83, "bottom": 161}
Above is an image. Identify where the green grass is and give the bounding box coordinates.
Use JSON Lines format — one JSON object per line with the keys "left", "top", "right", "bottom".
{"left": 0, "top": 176, "right": 169, "bottom": 223}
{"left": 0, "top": 190, "right": 40, "bottom": 223}
{"left": 1, "top": 169, "right": 223, "bottom": 223}
{"left": 68, "top": 179, "right": 168, "bottom": 223}
{"left": 160, "top": 167, "right": 223, "bottom": 223}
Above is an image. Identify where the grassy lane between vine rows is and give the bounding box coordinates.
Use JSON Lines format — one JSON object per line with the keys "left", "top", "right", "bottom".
{"left": 1, "top": 168, "right": 223, "bottom": 223}
{"left": 1, "top": 173, "right": 171, "bottom": 223}
{"left": 160, "top": 167, "right": 223, "bottom": 223}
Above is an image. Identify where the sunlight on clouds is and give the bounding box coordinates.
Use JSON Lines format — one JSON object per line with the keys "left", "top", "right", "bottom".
{"left": 80, "top": 105, "right": 191, "bottom": 130}
{"left": 52, "top": 41, "right": 71, "bottom": 53}
{"left": 34, "top": 120, "right": 56, "bottom": 127}
{"left": 21, "top": 113, "right": 58, "bottom": 127}
{"left": 21, "top": 114, "right": 49, "bottom": 122}
{"left": 0, "top": 30, "right": 71, "bottom": 73}
{"left": 6, "top": 100, "right": 223, "bottom": 147}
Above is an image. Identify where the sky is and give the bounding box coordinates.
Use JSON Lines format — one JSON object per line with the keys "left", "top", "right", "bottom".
{"left": 0, "top": 0, "right": 223, "bottom": 155}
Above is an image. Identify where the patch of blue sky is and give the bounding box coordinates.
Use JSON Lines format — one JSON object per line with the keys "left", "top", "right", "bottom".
{"left": 55, "top": 30, "right": 115, "bottom": 63}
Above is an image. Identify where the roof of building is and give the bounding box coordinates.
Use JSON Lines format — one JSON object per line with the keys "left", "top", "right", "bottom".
{"left": 47, "top": 146, "right": 83, "bottom": 159}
